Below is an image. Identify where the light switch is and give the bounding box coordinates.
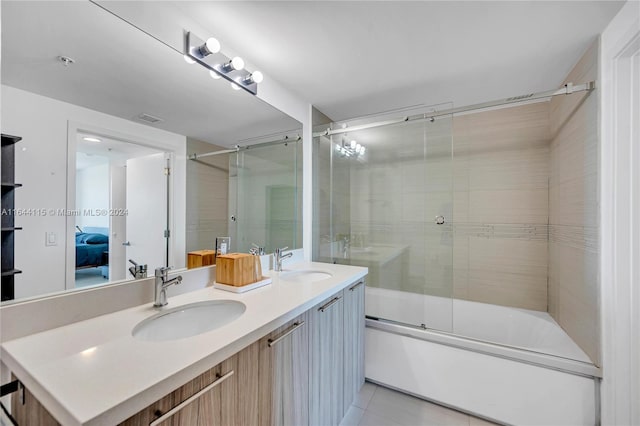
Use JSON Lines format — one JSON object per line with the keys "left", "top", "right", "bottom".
{"left": 45, "top": 232, "right": 57, "bottom": 246}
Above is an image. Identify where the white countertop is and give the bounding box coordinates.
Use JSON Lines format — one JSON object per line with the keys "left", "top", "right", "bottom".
{"left": 1, "top": 261, "right": 367, "bottom": 426}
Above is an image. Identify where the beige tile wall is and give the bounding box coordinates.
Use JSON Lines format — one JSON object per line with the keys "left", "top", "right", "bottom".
{"left": 340, "top": 102, "right": 552, "bottom": 309}
{"left": 185, "top": 138, "right": 229, "bottom": 253}
{"left": 548, "top": 39, "right": 600, "bottom": 364}
{"left": 453, "top": 101, "right": 551, "bottom": 311}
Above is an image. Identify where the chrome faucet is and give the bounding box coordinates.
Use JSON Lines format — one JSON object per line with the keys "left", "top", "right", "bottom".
{"left": 250, "top": 243, "right": 265, "bottom": 256}
{"left": 274, "top": 246, "right": 293, "bottom": 272}
{"left": 342, "top": 236, "right": 350, "bottom": 259}
{"left": 129, "top": 259, "right": 147, "bottom": 279}
{"left": 153, "top": 266, "right": 182, "bottom": 307}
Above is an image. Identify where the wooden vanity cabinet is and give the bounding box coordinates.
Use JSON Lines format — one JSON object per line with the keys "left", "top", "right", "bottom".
{"left": 119, "top": 342, "right": 258, "bottom": 426}
{"left": 309, "top": 291, "right": 345, "bottom": 426}
{"left": 11, "top": 375, "right": 59, "bottom": 426}
{"left": 343, "top": 279, "right": 366, "bottom": 415}
{"left": 257, "top": 312, "right": 310, "bottom": 426}
{"left": 10, "top": 275, "right": 366, "bottom": 426}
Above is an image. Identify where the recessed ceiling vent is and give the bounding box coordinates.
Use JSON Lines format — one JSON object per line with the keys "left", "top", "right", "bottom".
{"left": 135, "top": 113, "right": 165, "bottom": 124}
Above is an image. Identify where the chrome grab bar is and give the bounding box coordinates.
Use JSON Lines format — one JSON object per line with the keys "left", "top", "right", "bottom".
{"left": 318, "top": 296, "right": 341, "bottom": 312}
{"left": 349, "top": 281, "right": 364, "bottom": 291}
{"left": 149, "top": 370, "right": 234, "bottom": 426}
{"left": 267, "top": 321, "right": 305, "bottom": 347}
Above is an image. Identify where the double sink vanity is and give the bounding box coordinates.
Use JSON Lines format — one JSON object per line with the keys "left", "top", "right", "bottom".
{"left": 1, "top": 261, "right": 367, "bottom": 425}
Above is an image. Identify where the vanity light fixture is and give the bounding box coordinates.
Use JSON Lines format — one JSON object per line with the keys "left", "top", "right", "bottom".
{"left": 197, "top": 37, "right": 221, "bottom": 57}
{"left": 336, "top": 138, "right": 367, "bottom": 159}
{"left": 83, "top": 137, "right": 102, "bottom": 143}
{"left": 184, "top": 31, "right": 263, "bottom": 95}
{"left": 221, "top": 56, "right": 245, "bottom": 73}
{"left": 242, "top": 71, "right": 264, "bottom": 85}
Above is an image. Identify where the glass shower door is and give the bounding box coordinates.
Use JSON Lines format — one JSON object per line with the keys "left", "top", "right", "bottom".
{"left": 229, "top": 140, "right": 302, "bottom": 254}
{"left": 314, "top": 109, "right": 453, "bottom": 332}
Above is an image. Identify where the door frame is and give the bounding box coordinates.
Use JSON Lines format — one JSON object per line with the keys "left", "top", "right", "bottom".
{"left": 65, "top": 121, "right": 185, "bottom": 290}
{"left": 599, "top": 2, "right": 640, "bottom": 424}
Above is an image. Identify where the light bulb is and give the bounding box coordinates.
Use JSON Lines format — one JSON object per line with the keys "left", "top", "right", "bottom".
{"left": 231, "top": 56, "right": 244, "bottom": 71}
{"left": 204, "top": 37, "right": 220, "bottom": 54}
{"left": 209, "top": 70, "right": 221, "bottom": 80}
{"left": 251, "top": 71, "right": 264, "bottom": 83}
{"left": 335, "top": 145, "right": 341, "bottom": 151}
{"left": 350, "top": 140, "right": 356, "bottom": 149}
{"left": 356, "top": 143, "right": 362, "bottom": 152}
{"left": 231, "top": 82, "right": 241, "bottom": 91}
{"left": 183, "top": 55, "right": 196, "bottom": 64}
{"left": 361, "top": 147, "right": 366, "bottom": 155}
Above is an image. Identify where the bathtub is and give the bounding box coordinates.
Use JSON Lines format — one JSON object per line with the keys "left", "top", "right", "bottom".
{"left": 365, "top": 287, "right": 600, "bottom": 425}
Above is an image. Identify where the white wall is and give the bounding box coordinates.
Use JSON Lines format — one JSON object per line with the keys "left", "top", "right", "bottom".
{"left": 599, "top": 2, "right": 640, "bottom": 424}
{"left": 89, "top": 1, "right": 314, "bottom": 259}
{"left": 1, "top": 85, "right": 186, "bottom": 300}
{"left": 76, "top": 163, "right": 110, "bottom": 229}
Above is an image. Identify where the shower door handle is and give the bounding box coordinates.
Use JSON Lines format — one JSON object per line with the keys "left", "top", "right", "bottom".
{"left": 435, "top": 216, "right": 445, "bottom": 225}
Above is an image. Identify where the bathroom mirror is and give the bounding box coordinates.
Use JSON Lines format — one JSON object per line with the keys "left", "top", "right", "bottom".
{"left": 0, "top": 1, "right": 301, "bottom": 302}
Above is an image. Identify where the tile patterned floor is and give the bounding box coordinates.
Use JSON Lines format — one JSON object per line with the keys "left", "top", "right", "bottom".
{"left": 340, "top": 382, "right": 500, "bottom": 426}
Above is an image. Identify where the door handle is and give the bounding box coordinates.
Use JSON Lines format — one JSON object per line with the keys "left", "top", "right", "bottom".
{"left": 267, "top": 321, "right": 305, "bottom": 347}
{"left": 122, "top": 241, "right": 131, "bottom": 246}
{"left": 435, "top": 216, "right": 445, "bottom": 225}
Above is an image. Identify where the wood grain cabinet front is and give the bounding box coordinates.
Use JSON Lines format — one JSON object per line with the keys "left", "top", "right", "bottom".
{"left": 258, "top": 313, "right": 310, "bottom": 426}
{"left": 343, "top": 279, "right": 366, "bottom": 415}
{"left": 119, "top": 355, "right": 239, "bottom": 426}
{"left": 309, "top": 292, "right": 345, "bottom": 426}
{"left": 9, "top": 275, "right": 367, "bottom": 426}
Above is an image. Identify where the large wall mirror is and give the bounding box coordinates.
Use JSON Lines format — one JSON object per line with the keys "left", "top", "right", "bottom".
{"left": 1, "top": 1, "right": 302, "bottom": 303}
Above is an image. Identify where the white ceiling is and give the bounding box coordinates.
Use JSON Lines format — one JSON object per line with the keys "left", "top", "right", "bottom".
{"left": 174, "top": 1, "right": 624, "bottom": 121}
{"left": 76, "top": 132, "right": 163, "bottom": 170}
{"left": 1, "top": 1, "right": 301, "bottom": 147}
{"left": 1, "top": 1, "right": 625, "bottom": 139}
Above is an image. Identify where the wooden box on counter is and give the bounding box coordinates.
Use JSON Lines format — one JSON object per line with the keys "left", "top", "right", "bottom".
{"left": 215, "top": 253, "right": 260, "bottom": 286}
{"left": 187, "top": 250, "right": 216, "bottom": 269}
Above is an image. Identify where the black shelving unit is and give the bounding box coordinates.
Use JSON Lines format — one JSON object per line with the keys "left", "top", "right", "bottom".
{"left": 1, "top": 134, "right": 22, "bottom": 301}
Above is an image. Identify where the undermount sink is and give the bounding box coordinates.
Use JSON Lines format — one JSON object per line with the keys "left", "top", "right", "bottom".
{"left": 279, "top": 270, "right": 333, "bottom": 283}
{"left": 132, "top": 300, "right": 246, "bottom": 342}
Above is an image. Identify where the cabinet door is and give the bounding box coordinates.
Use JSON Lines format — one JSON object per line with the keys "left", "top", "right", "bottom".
{"left": 309, "top": 293, "right": 345, "bottom": 426}
{"left": 258, "top": 312, "right": 310, "bottom": 426}
{"left": 343, "top": 279, "right": 366, "bottom": 414}
{"left": 119, "top": 355, "right": 244, "bottom": 426}
{"left": 11, "top": 376, "right": 60, "bottom": 426}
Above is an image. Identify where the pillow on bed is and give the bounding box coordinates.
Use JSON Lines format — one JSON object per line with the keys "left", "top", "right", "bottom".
{"left": 76, "top": 233, "right": 108, "bottom": 244}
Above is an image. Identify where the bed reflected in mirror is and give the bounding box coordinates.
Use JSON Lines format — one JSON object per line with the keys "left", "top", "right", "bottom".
{"left": 73, "top": 132, "right": 168, "bottom": 288}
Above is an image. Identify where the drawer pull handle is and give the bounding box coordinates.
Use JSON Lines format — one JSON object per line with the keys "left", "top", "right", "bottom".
{"left": 267, "top": 321, "right": 306, "bottom": 347}
{"left": 349, "top": 281, "right": 364, "bottom": 291}
{"left": 149, "top": 370, "right": 234, "bottom": 426}
{"left": 318, "top": 296, "right": 341, "bottom": 312}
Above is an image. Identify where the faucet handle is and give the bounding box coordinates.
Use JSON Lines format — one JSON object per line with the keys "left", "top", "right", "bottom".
{"left": 250, "top": 243, "right": 265, "bottom": 256}
{"left": 275, "top": 246, "right": 289, "bottom": 254}
{"left": 154, "top": 266, "right": 171, "bottom": 277}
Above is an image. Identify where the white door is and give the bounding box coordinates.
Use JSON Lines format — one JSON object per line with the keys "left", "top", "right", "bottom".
{"left": 125, "top": 153, "right": 167, "bottom": 277}
{"left": 109, "top": 164, "right": 127, "bottom": 281}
